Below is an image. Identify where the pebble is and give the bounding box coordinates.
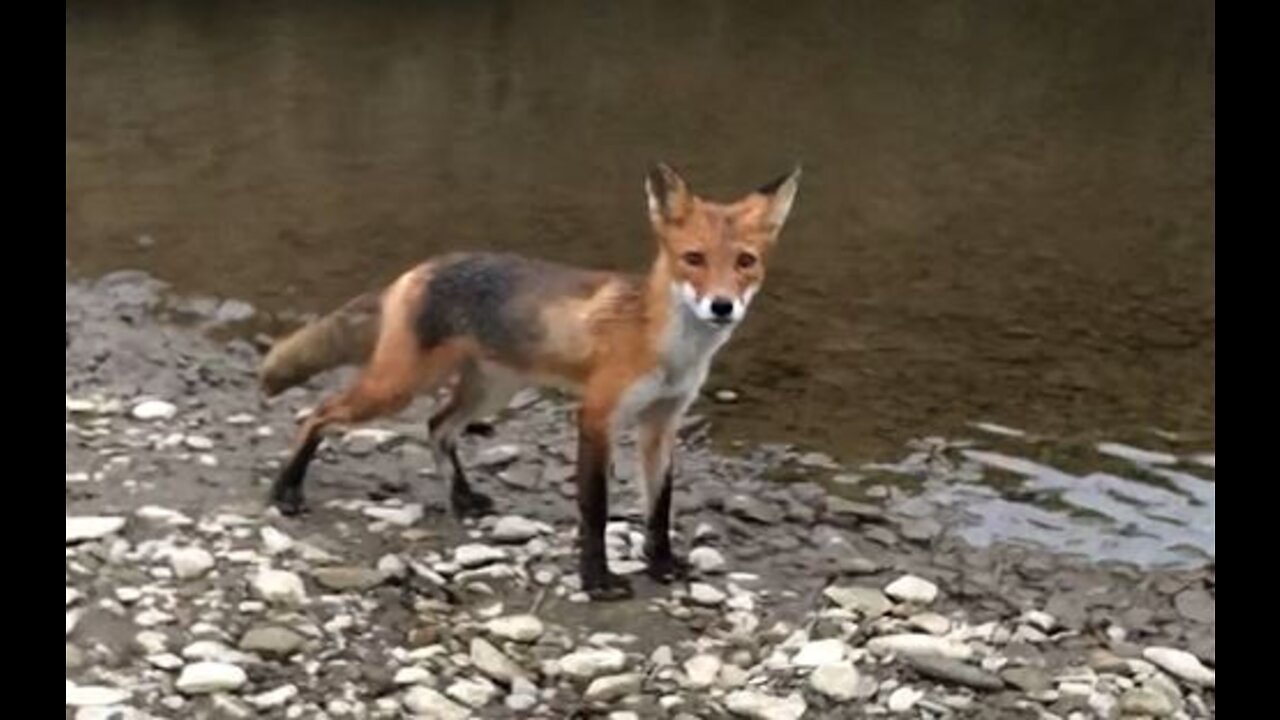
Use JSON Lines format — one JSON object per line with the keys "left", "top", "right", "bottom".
{"left": 175, "top": 661, "right": 248, "bottom": 694}
{"left": 66, "top": 516, "right": 126, "bottom": 543}
{"left": 884, "top": 574, "right": 939, "bottom": 604}
{"left": 169, "top": 547, "right": 216, "bottom": 579}
{"left": 1143, "top": 646, "right": 1215, "bottom": 688}
{"left": 559, "top": 647, "right": 627, "bottom": 680}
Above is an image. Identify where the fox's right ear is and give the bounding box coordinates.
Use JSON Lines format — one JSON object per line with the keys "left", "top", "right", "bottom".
{"left": 645, "top": 162, "right": 693, "bottom": 227}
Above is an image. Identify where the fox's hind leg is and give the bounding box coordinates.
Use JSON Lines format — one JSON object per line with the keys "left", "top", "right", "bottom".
{"left": 270, "top": 341, "right": 467, "bottom": 516}
{"left": 427, "top": 361, "right": 522, "bottom": 518}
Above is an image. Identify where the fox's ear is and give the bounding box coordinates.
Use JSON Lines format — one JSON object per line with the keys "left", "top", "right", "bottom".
{"left": 755, "top": 165, "right": 802, "bottom": 230}
{"left": 645, "top": 162, "right": 693, "bottom": 227}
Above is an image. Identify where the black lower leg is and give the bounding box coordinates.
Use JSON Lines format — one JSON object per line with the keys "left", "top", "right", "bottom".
{"left": 271, "top": 434, "right": 321, "bottom": 516}
{"left": 645, "top": 465, "right": 687, "bottom": 581}
{"left": 577, "top": 425, "right": 632, "bottom": 600}
{"left": 444, "top": 438, "right": 493, "bottom": 518}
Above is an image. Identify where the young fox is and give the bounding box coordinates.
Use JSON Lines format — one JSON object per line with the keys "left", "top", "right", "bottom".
{"left": 259, "top": 163, "right": 801, "bottom": 599}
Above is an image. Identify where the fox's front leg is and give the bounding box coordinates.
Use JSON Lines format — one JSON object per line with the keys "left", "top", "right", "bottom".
{"left": 639, "top": 403, "right": 688, "bottom": 582}
{"left": 575, "top": 400, "right": 633, "bottom": 601}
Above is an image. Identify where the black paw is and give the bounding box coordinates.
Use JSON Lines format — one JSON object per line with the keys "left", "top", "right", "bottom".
{"left": 451, "top": 490, "right": 495, "bottom": 519}
{"left": 270, "top": 486, "right": 307, "bottom": 517}
{"left": 463, "top": 421, "right": 497, "bottom": 438}
{"left": 645, "top": 549, "right": 690, "bottom": 583}
{"left": 582, "top": 570, "right": 634, "bottom": 601}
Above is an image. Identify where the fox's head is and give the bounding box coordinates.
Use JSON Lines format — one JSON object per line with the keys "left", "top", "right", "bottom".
{"left": 645, "top": 163, "right": 800, "bottom": 329}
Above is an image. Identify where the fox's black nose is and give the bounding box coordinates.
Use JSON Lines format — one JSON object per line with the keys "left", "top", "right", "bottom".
{"left": 710, "top": 297, "right": 734, "bottom": 319}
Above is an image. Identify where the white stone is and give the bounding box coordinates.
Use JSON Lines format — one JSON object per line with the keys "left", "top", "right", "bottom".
{"left": 1096, "top": 442, "right": 1178, "bottom": 466}
{"left": 1143, "top": 646, "right": 1215, "bottom": 688}
{"left": 683, "top": 654, "right": 722, "bottom": 688}
{"left": 689, "top": 582, "right": 726, "bottom": 606}
{"left": 884, "top": 574, "right": 939, "bottom": 605}
{"left": 260, "top": 527, "right": 294, "bottom": 555}
{"left": 176, "top": 661, "right": 247, "bottom": 694}
{"left": 724, "top": 690, "right": 807, "bottom": 720}
{"left": 792, "top": 638, "right": 846, "bottom": 667}
{"left": 560, "top": 647, "right": 627, "bottom": 680}
{"left": 66, "top": 516, "right": 126, "bottom": 543}
{"left": 454, "top": 543, "right": 509, "bottom": 568}
{"left": 584, "top": 673, "right": 642, "bottom": 703}
{"left": 866, "top": 634, "right": 974, "bottom": 661}
{"left": 485, "top": 614, "right": 544, "bottom": 643}
{"left": 184, "top": 435, "right": 214, "bottom": 450}
{"left": 888, "top": 686, "right": 924, "bottom": 712}
{"left": 131, "top": 399, "right": 177, "bottom": 421}
{"left": 688, "top": 546, "right": 727, "bottom": 573}
{"left": 248, "top": 684, "right": 299, "bottom": 710}
{"left": 170, "top": 547, "right": 216, "bottom": 579}
{"left": 363, "top": 504, "right": 424, "bottom": 526}
{"left": 403, "top": 687, "right": 470, "bottom": 720}
{"left": 445, "top": 677, "right": 497, "bottom": 708}
{"left": 135, "top": 505, "right": 193, "bottom": 526}
{"left": 470, "top": 637, "right": 529, "bottom": 684}
{"left": 394, "top": 667, "right": 434, "bottom": 686}
{"left": 908, "top": 612, "right": 951, "bottom": 635}
{"left": 251, "top": 569, "right": 308, "bottom": 606}
{"left": 809, "top": 661, "right": 864, "bottom": 701}
{"left": 66, "top": 684, "right": 131, "bottom": 707}
{"left": 490, "top": 515, "right": 546, "bottom": 543}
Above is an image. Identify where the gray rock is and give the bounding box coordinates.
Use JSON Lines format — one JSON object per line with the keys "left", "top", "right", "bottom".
{"left": 725, "top": 495, "right": 783, "bottom": 524}
{"left": 1142, "top": 646, "right": 1215, "bottom": 688}
{"left": 1121, "top": 687, "right": 1175, "bottom": 717}
{"left": 470, "top": 637, "right": 529, "bottom": 684}
{"left": 1001, "top": 666, "right": 1051, "bottom": 692}
{"left": 239, "top": 626, "right": 305, "bottom": 657}
{"left": 1174, "top": 588, "right": 1215, "bottom": 624}
{"left": 490, "top": 515, "right": 545, "bottom": 543}
{"left": 906, "top": 655, "right": 1004, "bottom": 691}
{"left": 825, "top": 496, "right": 885, "bottom": 520}
{"left": 584, "top": 673, "right": 642, "bottom": 703}
{"left": 454, "top": 544, "right": 509, "bottom": 568}
{"left": 724, "top": 690, "right": 807, "bottom": 720}
{"left": 823, "top": 585, "right": 892, "bottom": 618}
{"left": 808, "top": 661, "right": 872, "bottom": 701}
{"left": 866, "top": 634, "right": 974, "bottom": 661}
{"left": 311, "top": 566, "right": 385, "bottom": 592}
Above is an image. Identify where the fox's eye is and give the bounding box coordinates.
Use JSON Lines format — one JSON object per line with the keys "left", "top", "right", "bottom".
{"left": 736, "top": 253, "right": 758, "bottom": 270}
{"left": 681, "top": 252, "right": 706, "bottom": 267}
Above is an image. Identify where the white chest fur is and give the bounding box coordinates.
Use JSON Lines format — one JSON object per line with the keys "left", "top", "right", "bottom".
{"left": 615, "top": 304, "right": 731, "bottom": 425}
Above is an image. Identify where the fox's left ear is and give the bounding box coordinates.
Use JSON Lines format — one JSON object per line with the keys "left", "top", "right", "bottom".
{"left": 755, "top": 165, "right": 802, "bottom": 231}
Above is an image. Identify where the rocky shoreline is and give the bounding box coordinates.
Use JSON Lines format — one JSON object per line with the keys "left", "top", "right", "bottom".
{"left": 66, "top": 272, "right": 1215, "bottom": 719}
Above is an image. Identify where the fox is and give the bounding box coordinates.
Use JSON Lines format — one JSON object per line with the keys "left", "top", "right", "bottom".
{"left": 258, "top": 163, "right": 801, "bottom": 600}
